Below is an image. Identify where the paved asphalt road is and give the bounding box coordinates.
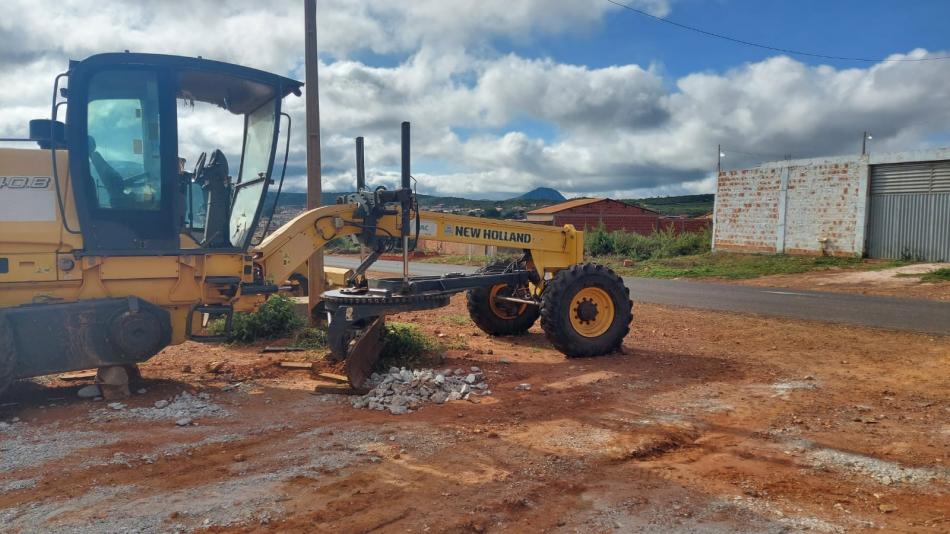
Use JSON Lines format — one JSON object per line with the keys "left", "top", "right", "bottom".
{"left": 325, "top": 256, "right": 950, "bottom": 336}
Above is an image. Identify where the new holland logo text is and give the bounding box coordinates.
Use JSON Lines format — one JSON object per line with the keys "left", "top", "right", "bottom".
{"left": 0, "top": 176, "right": 51, "bottom": 189}
{"left": 454, "top": 225, "right": 532, "bottom": 244}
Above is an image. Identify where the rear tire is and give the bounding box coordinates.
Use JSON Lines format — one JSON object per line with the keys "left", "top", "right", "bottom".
{"left": 0, "top": 316, "right": 16, "bottom": 398}
{"left": 540, "top": 263, "right": 632, "bottom": 357}
{"left": 467, "top": 260, "right": 540, "bottom": 336}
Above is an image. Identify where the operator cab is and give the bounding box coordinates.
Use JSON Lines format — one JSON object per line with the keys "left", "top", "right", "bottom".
{"left": 56, "top": 53, "right": 301, "bottom": 253}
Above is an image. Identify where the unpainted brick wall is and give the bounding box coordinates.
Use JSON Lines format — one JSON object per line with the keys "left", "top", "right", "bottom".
{"left": 713, "top": 157, "right": 867, "bottom": 256}
{"left": 784, "top": 161, "right": 865, "bottom": 255}
{"left": 713, "top": 167, "right": 782, "bottom": 253}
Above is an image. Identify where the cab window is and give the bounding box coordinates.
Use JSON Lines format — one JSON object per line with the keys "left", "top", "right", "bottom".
{"left": 86, "top": 70, "right": 163, "bottom": 210}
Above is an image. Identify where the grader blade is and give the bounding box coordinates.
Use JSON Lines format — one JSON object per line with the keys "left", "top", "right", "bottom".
{"left": 344, "top": 316, "right": 385, "bottom": 388}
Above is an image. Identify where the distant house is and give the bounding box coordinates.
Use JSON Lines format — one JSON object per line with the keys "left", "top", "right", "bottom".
{"left": 526, "top": 198, "right": 709, "bottom": 235}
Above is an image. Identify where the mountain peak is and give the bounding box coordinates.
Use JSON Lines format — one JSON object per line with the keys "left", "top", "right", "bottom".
{"left": 512, "top": 187, "right": 565, "bottom": 201}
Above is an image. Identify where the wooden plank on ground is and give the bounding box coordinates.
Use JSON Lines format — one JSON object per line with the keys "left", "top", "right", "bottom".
{"left": 317, "top": 372, "right": 349, "bottom": 383}
{"left": 58, "top": 370, "right": 97, "bottom": 381}
{"left": 279, "top": 361, "right": 315, "bottom": 370}
{"left": 263, "top": 346, "right": 307, "bottom": 353}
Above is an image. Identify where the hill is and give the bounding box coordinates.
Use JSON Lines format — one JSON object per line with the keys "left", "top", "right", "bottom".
{"left": 513, "top": 187, "right": 565, "bottom": 202}
{"left": 624, "top": 194, "right": 714, "bottom": 217}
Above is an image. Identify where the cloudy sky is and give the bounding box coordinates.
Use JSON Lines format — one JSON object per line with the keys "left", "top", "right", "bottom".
{"left": 2, "top": 0, "right": 949, "bottom": 199}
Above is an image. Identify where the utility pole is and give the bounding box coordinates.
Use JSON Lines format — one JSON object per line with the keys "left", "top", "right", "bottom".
{"left": 304, "top": 0, "right": 324, "bottom": 322}
{"left": 717, "top": 144, "right": 722, "bottom": 174}
{"left": 861, "top": 131, "right": 872, "bottom": 156}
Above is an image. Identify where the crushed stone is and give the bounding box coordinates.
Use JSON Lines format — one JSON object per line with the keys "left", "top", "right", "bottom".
{"left": 0, "top": 477, "right": 37, "bottom": 493}
{"left": 806, "top": 446, "right": 949, "bottom": 486}
{"left": 351, "top": 367, "right": 490, "bottom": 414}
{"left": 0, "top": 422, "right": 121, "bottom": 473}
{"left": 89, "top": 391, "right": 229, "bottom": 423}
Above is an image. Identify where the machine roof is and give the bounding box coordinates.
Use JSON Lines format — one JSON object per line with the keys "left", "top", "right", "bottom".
{"left": 71, "top": 52, "right": 303, "bottom": 114}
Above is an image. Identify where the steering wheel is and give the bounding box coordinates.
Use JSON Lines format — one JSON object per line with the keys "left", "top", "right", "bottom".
{"left": 191, "top": 151, "right": 207, "bottom": 184}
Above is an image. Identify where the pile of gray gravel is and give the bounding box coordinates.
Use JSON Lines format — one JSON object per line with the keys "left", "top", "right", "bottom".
{"left": 89, "top": 391, "right": 229, "bottom": 425}
{"left": 352, "top": 366, "right": 490, "bottom": 415}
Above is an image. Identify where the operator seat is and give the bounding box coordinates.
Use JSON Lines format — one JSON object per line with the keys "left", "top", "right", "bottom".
{"left": 201, "top": 149, "right": 231, "bottom": 248}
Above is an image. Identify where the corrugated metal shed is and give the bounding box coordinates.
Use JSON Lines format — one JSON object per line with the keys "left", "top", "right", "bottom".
{"left": 867, "top": 160, "right": 950, "bottom": 261}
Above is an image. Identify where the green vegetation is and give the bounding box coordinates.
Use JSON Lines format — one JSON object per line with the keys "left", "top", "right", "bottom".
{"left": 439, "top": 313, "right": 471, "bottom": 326}
{"left": 417, "top": 254, "right": 499, "bottom": 266}
{"left": 920, "top": 267, "right": 950, "bottom": 283}
{"left": 378, "top": 322, "right": 439, "bottom": 369}
{"left": 623, "top": 194, "right": 714, "bottom": 217}
{"left": 326, "top": 235, "right": 360, "bottom": 253}
{"left": 213, "top": 294, "right": 305, "bottom": 343}
{"left": 585, "top": 226, "right": 712, "bottom": 260}
{"left": 603, "top": 252, "right": 873, "bottom": 279}
{"left": 292, "top": 326, "right": 327, "bottom": 349}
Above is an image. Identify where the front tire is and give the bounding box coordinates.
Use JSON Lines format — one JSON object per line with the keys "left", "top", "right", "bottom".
{"left": 540, "top": 263, "right": 632, "bottom": 357}
{"left": 0, "top": 316, "right": 16, "bottom": 397}
{"left": 467, "top": 260, "right": 540, "bottom": 336}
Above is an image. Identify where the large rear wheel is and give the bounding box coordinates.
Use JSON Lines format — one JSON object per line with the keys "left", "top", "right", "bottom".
{"left": 467, "top": 260, "right": 540, "bottom": 336}
{"left": 540, "top": 263, "right": 631, "bottom": 357}
{"left": 0, "top": 316, "right": 16, "bottom": 397}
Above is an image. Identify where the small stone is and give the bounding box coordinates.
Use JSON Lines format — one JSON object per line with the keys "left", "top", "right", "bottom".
{"left": 108, "top": 402, "right": 126, "bottom": 410}
{"left": 432, "top": 392, "right": 448, "bottom": 404}
{"left": 434, "top": 374, "right": 445, "bottom": 385}
{"left": 198, "top": 392, "right": 211, "bottom": 400}
{"left": 175, "top": 417, "right": 193, "bottom": 426}
{"left": 389, "top": 405, "right": 408, "bottom": 415}
{"left": 878, "top": 504, "right": 898, "bottom": 513}
{"left": 154, "top": 400, "right": 170, "bottom": 409}
{"left": 454, "top": 368, "right": 464, "bottom": 376}
{"left": 78, "top": 384, "right": 102, "bottom": 399}
{"left": 136, "top": 388, "right": 147, "bottom": 395}
{"left": 389, "top": 436, "right": 396, "bottom": 441}
{"left": 460, "top": 384, "right": 471, "bottom": 396}
{"left": 465, "top": 374, "right": 477, "bottom": 384}
{"left": 486, "top": 349, "right": 494, "bottom": 355}
{"left": 447, "top": 391, "right": 462, "bottom": 401}
{"left": 0, "top": 422, "right": 9, "bottom": 431}
{"left": 515, "top": 383, "right": 532, "bottom": 391}
{"left": 181, "top": 365, "right": 192, "bottom": 373}
{"left": 470, "top": 366, "right": 481, "bottom": 373}
{"left": 11, "top": 417, "right": 19, "bottom": 423}
{"left": 233, "top": 453, "right": 246, "bottom": 462}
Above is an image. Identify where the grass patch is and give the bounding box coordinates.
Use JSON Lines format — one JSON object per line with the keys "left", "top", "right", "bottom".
{"left": 604, "top": 252, "right": 871, "bottom": 280}
{"left": 378, "top": 322, "right": 440, "bottom": 370}
{"left": 292, "top": 327, "right": 327, "bottom": 349}
{"left": 416, "top": 254, "right": 496, "bottom": 266}
{"left": 920, "top": 267, "right": 950, "bottom": 283}
{"left": 439, "top": 314, "right": 471, "bottom": 326}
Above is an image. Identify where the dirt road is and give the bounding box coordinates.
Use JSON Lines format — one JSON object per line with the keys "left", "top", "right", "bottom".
{"left": 1, "top": 298, "right": 947, "bottom": 533}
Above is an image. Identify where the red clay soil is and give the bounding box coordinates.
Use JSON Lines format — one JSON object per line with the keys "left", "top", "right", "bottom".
{"left": 730, "top": 265, "right": 950, "bottom": 302}
{"left": 0, "top": 297, "right": 947, "bottom": 533}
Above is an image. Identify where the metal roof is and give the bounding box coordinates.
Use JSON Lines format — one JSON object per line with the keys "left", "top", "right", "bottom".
{"left": 526, "top": 198, "right": 606, "bottom": 215}
{"left": 527, "top": 197, "right": 659, "bottom": 215}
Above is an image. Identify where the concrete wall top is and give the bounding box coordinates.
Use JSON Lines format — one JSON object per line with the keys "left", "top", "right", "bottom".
{"left": 732, "top": 146, "right": 950, "bottom": 172}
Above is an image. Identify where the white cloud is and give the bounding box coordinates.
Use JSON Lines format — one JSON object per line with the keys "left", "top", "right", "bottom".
{"left": 2, "top": 1, "right": 949, "bottom": 200}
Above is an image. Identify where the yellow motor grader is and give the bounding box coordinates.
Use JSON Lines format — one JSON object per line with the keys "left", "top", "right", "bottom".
{"left": 0, "top": 53, "right": 631, "bottom": 393}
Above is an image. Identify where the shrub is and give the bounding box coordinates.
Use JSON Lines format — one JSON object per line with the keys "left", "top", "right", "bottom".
{"left": 584, "top": 224, "right": 711, "bottom": 261}
{"left": 217, "top": 294, "right": 305, "bottom": 343}
{"left": 377, "top": 322, "right": 438, "bottom": 370}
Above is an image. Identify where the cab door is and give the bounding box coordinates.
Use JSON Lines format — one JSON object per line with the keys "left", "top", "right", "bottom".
{"left": 67, "top": 67, "right": 180, "bottom": 253}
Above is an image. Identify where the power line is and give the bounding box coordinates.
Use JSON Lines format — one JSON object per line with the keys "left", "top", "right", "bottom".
{"left": 605, "top": 0, "right": 950, "bottom": 63}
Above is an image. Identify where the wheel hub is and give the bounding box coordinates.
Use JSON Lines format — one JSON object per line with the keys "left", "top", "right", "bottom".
{"left": 575, "top": 299, "right": 599, "bottom": 323}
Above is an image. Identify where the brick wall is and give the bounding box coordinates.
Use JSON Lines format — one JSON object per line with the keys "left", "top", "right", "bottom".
{"left": 713, "top": 167, "right": 782, "bottom": 253}
{"left": 713, "top": 155, "right": 867, "bottom": 256}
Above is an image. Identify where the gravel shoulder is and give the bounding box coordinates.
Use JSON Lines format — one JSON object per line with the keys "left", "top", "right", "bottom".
{"left": 0, "top": 298, "right": 947, "bottom": 533}
{"left": 731, "top": 262, "right": 950, "bottom": 301}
